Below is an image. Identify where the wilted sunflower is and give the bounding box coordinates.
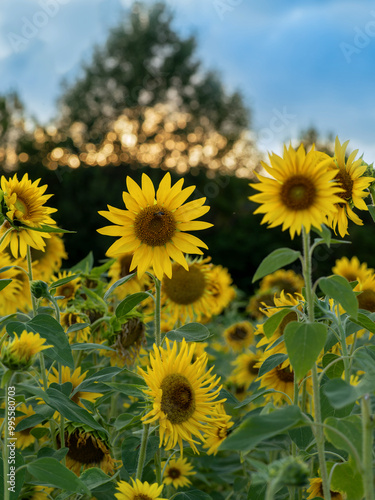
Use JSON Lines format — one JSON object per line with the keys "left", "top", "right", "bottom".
{"left": 13, "top": 403, "right": 44, "bottom": 450}
{"left": 354, "top": 275, "right": 375, "bottom": 313}
{"left": 249, "top": 144, "right": 343, "bottom": 238}
{"left": 259, "top": 269, "right": 304, "bottom": 296}
{"left": 102, "top": 316, "right": 147, "bottom": 366}
{"left": 61, "top": 424, "right": 116, "bottom": 476}
{"left": 230, "top": 350, "right": 262, "bottom": 389}
{"left": 47, "top": 366, "right": 102, "bottom": 408}
{"left": 202, "top": 403, "right": 234, "bottom": 455}
{"left": 327, "top": 137, "right": 373, "bottom": 237}
{"left": 332, "top": 256, "right": 373, "bottom": 283}
{"left": 106, "top": 250, "right": 152, "bottom": 300}
{"left": 0, "top": 252, "right": 23, "bottom": 316}
{"left": 50, "top": 270, "right": 81, "bottom": 308}
{"left": 139, "top": 339, "right": 224, "bottom": 453}
{"left": 224, "top": 321, "right": 254, "bottom": 352}
{"left": 159, "top": 258, "right": 220, "bottom": 329}
{"left": 162, "top": 457, "right": 196, "bottom": 489}
{"left": 306, "top": 477, "right": 343, "bottom": 500}
{"left": 115, "top": 479, "right": 166, "bottom": 500}
{"left": 1, "top": 330, "right": 51, "bottom": 371}
{"left": 0, "top": 173, "right": 57, "bottom": 258}
{"left": 98, "top": 172, "right": 212, "bottom": 280}
{"left": 31, "top": 234, "right": 67, "bottom": 281}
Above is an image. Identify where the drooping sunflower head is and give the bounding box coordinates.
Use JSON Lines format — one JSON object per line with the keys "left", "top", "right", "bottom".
{"left": 31, "top": 234, "right": 68, "bottom": 281}
{"left": 1, "top": 330, "right": 51, "bottom": 371}
{"left": 249, "top": 143, "right": 343, "bottom": 238}
{"left": 0, "top": 173, "right": 57, "bottom": 258}
{"left": 354, "top": 275, "right": 375, "bottom": 313}
{"left": 259, "top": 269, "right": 304, "bottom": 296}
{"left": 223, "top": 321, "right": 254, "bottom": 352}
{"left": 326, "top": 137, "right": 373, "bottom": 237}
{"left": 115, "top": 479, "right": 166, "bottom": 500}
{"left": 306, "top": 477, "right": 343, "bottom": 500}
{"left": 332, "top": 256, "right": 373, "bottom": 283}
{"left": 139, "top": 339, "right": 224, "bottom": 453}
{"left": 202, "top": 402, "right": 234, "bottom": 455}
{"left": 98, "top": 172, "right": 213, "bottom": 280}
{"left": 162, "top": 457, "right": 196, "bottom": 489}
{"left": 60, "top": 424, "right": 116, "bottom": 476}
{"left": 105, "top": 316, "right": 147, "bottom": 366}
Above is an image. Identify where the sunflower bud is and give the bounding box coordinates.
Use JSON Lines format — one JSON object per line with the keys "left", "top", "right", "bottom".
{"left": 268, "top": 456, "right": 309, "bottom": 487}
{"left": 1, "top": 331, "right": 51, "bottom": 371}
{"left": 30, "top": 280, "right": 50, "bottom": 299}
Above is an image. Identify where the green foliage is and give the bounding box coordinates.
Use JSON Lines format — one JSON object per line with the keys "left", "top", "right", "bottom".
{"left": 165, "top": 322, "right": 211, "bottom": 342}
{"left": 252, "top": 248, "right": 301, "bottom": 283}
{"left": 319, "top": 275, "right": 358, "bottom": 318}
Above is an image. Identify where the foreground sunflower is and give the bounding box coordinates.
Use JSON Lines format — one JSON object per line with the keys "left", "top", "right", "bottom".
{"left": 332, "top": 255, "right": 373, "bottom": 283}
{"left": 0, "top": 173, "right": 57, "bottom": 258}
{"left": 139, "top": 339, "right": 224, "bottom": 453}
{"left": 249, "top": 144, "right": 343, "bottom": 238}
{"left": 115, "top": 479, "right": 166, "bottom": 500}
{"left": 98, "top": 173, "right": 212, "bottom": 280}
{"left": 326, "top": 137, "right": 373, "bottom": 237}
{"left": 162, "top": 457, "right": 196, "bottom": 489}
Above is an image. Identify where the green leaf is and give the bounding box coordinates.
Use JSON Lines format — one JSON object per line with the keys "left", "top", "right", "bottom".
{"left": 70, "top": 251, "right": 94, "bottom": 273}
{"left": 166, "top": 322, "right": 211, "bottom": 342}
{"left": 220, "top": 405, "right": 305, "bottom": 451}
{"left": 27, "top": 224, "right": 75, "bottom": 234}
{"left": 258, "top": 353, "right": 288, "bottom": 377}
{"left": 80, "top": 468, "right": 113, "bottom": 490}
{"left": 45, "top": 387, "right": 106, "bottom": 433}
{"left": 49, "top": 274, "right": 80, "bottom": 290}
{"left": 0, "top": 450, "right": 26, "bottom": 500}
{"left": 72, "top": 366, "right": 125, "bottom": 394}
{"left": 121, "top": 435, "right": 159, "bottom": 474}
{"left": 323, "top": 378, "right": 359, "bottom": 408}
{"left": 173, "top": 491, "right": 212, "bottom": 500}
{"left": 284, "top": 322, "right": 327, "bottom": 380}
{"left": 0, "top": 279, "right": 12, "bottom": 291}
{"left": 114, "top": 413, "right": 141, "bottom": 431}
{"left": 348, "top": 312, "right": 375, "bottom": 334}
{"left": 115, "top": 292, "right": 150, "bottom": 318}
{"left": 319, "top": 275, "right": 358, "bottom": 318}
{"left": 263, "top": 308, "right": 294, "bottom": 339}
{"left": 70, "top": 343, "right": 115, "bottom": 351}
{"left": 288, "top": 425, "right": 314, "bottom": 450}
{"left": 66, "top": 322, "right": 90, "bottom": 334}
{"left": 368, "top": 204, "right": 375, "bottom": 223}
{"left": 252, "top": 248, "right": 301, "bottom": 283}
{"left": 15, "top": 413, "right": 45, "bottom": 432}
{"left": 322, "top": 353, "right": 344, "bottom": 379}
{"left": 320, "top": 378, "right": 355, "bottom": 420}
{"left": 312, "top": 224, "right": 332, "bottom": 246}
{"left": 104, "top": 272, "right": 136, "bottom": 300}
{"left": 330, "top": 461, "right": 364, "bottom": 500}
{"left": 106, "top": 382, "right": 146, "bottom": 399}
{"left": 324, "top": 416, "right": 362, "bottom": 458}
{"left": 27, "top": 458, "right": 90, "bottom": 495}
{"left": 90, "top": 259, "right": 116, "bottom": 277}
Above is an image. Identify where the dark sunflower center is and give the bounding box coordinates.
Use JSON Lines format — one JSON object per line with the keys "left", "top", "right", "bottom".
{"left": 217, "top": 426, "right": 228, "bottom": 439}
{"left": 276, "top": 365, "right": 294, "bottom": 382}
{"left": 134, "top": 205, "right": 176, "bottom": 246}
{"left": 248, "top": 359, "right": 259, "bottom": 375}
{"left": 229, "top": 327, "right": 248, "bottom": 341}
{"left": 335, "top": 169, "right": 353, "bottom": 200}
{"left": 280, "top": 175, "right": 316, "bottom": 210}
{"left": 270, "top": 279, "right": 299, "bottom": 294}
{"left": 20, "top": 427, "right": 32, "bottom": 436}
{"left": 343, "top": 273, "right": 357, "bottom": 282}
{"left": 160, "top": 373, "right": 196, "bottom": 424}
{"left": 168, "top": 467, "right": 181, "bottom": 479}
{"left": 63, "top": 430, "right": 105, "bottom": 464}
{"left": 59, "top": 284, "right": 75, "bottom": 299}
{"left": 318, "top": 484, "right": 342, "bottom": 500}
{"left": 357, "top": 289, "right": 375, "bottom": 312}
{"left": 119, "top": 255, "right": 133, "bottom": 277}
{"left": 134, "top": 495, "right": 152, "bottom": 500}
{"left": 163, "top": 265, "right": 206, "bottom": 305}
{"left": 278, "top": 311, "right": 298, "bottom": 335}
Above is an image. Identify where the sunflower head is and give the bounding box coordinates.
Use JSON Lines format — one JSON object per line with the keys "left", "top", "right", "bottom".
{"left": 354, "top": 275, "right": 375, "bottom": 313}
{"left": 259, "top": 269, "right": 304, "bottom": 296}
{"left": 1, "top": 330, "right": 51, "bottom": 371}
{"left": 230, "top": 350, "right": 262, "bottom": 388}
{"left": 98, "top": 172, "right": 213, "bottom": 280}
{"left": 306, "top": 477, "right": 344, "bottom": 500}
{"left": 162, "top": 457, "right": 196, "bottom": 489}
{"left": 105, "top": 316, "right": 147, "bottom": 366}
{"left": 51, "top": 271, "right": 81, "bottom": 307}
{"left": 250, "top": 143, "right": 343, "bottom": 238}
{"left": 224, "top": 321, "right": 254, "bottom": 352}
{"left": 115, "top": 478, "right": 166, "bottom": 500}
{"left": 332, "top": 256, "right": 373, "bottom": 283}
{"left": 47, "top": 366, "right": 102, "bottom": 407}
{"left": 202, "top": 403, "right": 234, "bottom": 455}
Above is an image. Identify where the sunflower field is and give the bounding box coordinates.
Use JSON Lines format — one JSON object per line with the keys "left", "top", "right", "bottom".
{"left": 1, "top": 137, "right": 375, "bottom": 500}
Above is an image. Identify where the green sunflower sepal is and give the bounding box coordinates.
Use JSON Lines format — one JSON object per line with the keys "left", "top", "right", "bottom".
{"left": 30, "top": 280, "right": 52, "bottom": 300}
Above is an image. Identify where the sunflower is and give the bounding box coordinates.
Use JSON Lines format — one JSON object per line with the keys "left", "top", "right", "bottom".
{"left": 306, "top": 477, "right": 343, "bottom": 499}
{"left": 159, "top": 258, "right": 220, "bottom": 330}
{"left": 326, "top": 137, "right": 373, "bottom": 237}
{"left": 13, "top": 403, "right": 44, "bottom": 450}
{"left": 256, "top": 358, "right": 296, "bottom": 405}
{"left": 31, "top": 234, "right": 68, "bottom": 281}
{"left": 202, "top": 403, "right": 234, "bottom": 455}
{"left": 102, "top": 316, "right": 147, "bottom": 366}
{"left": 354, "top": 275, "right": 375, "bottom": 312}
{"left": 230, "top": 350, "right": 262, "bottom": 389}
{"left": 1, "top": 330, "right": 51, "bottom": 371}
{"left": 18, "top": 485, "right": 54, "bottom": 499}
{"left": 259, "top": 269, "right": 304, "bottom": 296}
{"left": 246, "top": 290, "right": 275, "bottom": 320}
{"left": 205, "top": 264, "right": 236, "bottom": 317}
{"left": 0, "top": 173, "right": 57, "bottom": 258}
{"left": 224, "top": 321, "right": 254, "bottom": 352}
{"left": 106, "top": 250, "right": 152, "bottom": 300}
{"left": 255, "top": 292, "right": 304, "bottom": 355}
{"left": 10, "top": 261, "right": 33, "bottom": 313}
{"left": 139, "top": 339, "right": 224, "bottom": 453}
{"left": 332, "top": 256, "right": 373, "bottom": 283}
{"left": 50, "top": 270, "right": 81, "bottom": 308}
{"left": 162, "top": 457, "right": 196, "bottom": 489}
{"left": 249, "top": 144, "right": 343, "bottom": 238}
{"left": 47, "top": 366, "right": 102, "bottom": 408}
{"left": 0, "top": 252, "right": 23, "bottom": 316}
{"left": 98, "top": 172, "right": 212, "bottom": 280}
{"left": 61, "top": 311, "right": 91, "bottom": 344}
{"left": 115, "top": 479, "right": 166, "bottom": 500}
{"left": 61, "top": 424, "right": 116, "bottom": 476}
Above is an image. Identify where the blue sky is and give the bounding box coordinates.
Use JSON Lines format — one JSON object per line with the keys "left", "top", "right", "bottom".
{"left": 1, "top": 0, "right": 375, "bottom": 161}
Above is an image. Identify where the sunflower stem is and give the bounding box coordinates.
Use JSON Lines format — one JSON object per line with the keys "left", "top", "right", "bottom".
{"left": 302, "top": 228, "right": 331, "bottom": 500}
{"left": 26, "top": 245, "right": 38, "bottom": 317}
{"left": 361, "top": 394, "right": 374, "bottom": 500}
{"left": 135, "top": 423, "right": 150, "bottom": 480}
{"left": 39, "top": 353, "right": 57, "bottom": 449}
{"left": 335, "top": 301, "right": 350, "bottom": 382}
